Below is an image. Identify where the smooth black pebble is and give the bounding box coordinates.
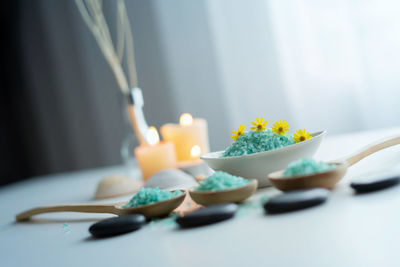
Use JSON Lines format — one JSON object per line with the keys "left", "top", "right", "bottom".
{"left": 89, "top": 214, "right": 146, "bottom": 237}
{"left": 264, "top": 188, "right": 329, "bottom": 214}
{"left": 351, "top": 172, "right": 400, "bottom": 193}
{"left": 176, "top": 203, "right": 238, "bottom": 228}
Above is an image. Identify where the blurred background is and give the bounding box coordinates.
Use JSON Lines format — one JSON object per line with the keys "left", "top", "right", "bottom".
{"left": 2, "top": 0, "right": 400, "bottom": 186}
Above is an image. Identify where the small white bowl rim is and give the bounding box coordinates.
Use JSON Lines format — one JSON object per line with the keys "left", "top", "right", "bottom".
{"left": 200, "top": 130, "right": 326, "bottom": 161}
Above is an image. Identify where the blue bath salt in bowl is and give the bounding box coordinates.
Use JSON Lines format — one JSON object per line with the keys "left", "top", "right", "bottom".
{"left": 282, "top": 158, "right": 335, "bottom": 178}
{"left": 222, "top": 129, "right": 295, "bottom": 157}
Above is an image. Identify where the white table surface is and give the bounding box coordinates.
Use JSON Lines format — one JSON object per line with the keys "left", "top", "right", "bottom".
{"left": 2, "top": 128, "right": 400, "bottom": 267}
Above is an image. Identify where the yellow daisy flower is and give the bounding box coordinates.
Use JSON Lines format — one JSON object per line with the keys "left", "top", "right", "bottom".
{"left": 250, "top": 117, "right": 268, "bottom": 132}
{"left": 293, "top": 129, "right": 312, "bottom": 143}
{"left": 231, "top": 124, "right": 245, "bottom": 140}
{"left": 272, "top": 120, "right": 290, "bottom": 136}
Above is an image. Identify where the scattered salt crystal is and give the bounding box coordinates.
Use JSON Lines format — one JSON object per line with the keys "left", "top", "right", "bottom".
{"left": 62, "top": 223, "right": 71, "bottom": 234}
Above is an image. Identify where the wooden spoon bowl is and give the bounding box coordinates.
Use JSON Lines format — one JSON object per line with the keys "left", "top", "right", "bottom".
{"left": 16, "top": 190, "right": 186, "bottom": 221}
{"left": 189, "top": 180, "right": 258, "bottom": 206}
{"left": 268, "top": 134, "right": 400, "bottom": 192}
{"left": 268, "top": 163, "right": 347, "bottom": 191}
{"left": 116, "top": 191, "right": 186, "bottom": 218}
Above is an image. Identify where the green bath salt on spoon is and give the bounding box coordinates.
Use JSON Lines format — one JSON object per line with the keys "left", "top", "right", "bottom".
{"left": 195, "top": 171, "right": 250, "bottom": 192}
{"left": 123, "top": 187, "right": 183, "bottom": 208}
{"left": 282, "top": 158, "right": 335, "bottom": 178}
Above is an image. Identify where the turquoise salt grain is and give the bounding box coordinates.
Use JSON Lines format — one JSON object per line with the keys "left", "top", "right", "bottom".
{"left": 195, "top": 171, "right": 250, "bottom": 191}
{"left": 282, "top": 158, "right": 335, "bottom": 178}
{"left": 123, "top": 187, "right": 182, "bottom": 208}
{"left": 222, "top": 129, "right": 295, "bottom": 157}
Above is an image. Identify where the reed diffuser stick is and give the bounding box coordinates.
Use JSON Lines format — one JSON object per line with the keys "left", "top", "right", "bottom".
{"left": 75, "top": 0, "right": 148, "bottom": 145}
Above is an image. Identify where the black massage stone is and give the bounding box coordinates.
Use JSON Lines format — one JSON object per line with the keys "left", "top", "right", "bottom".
{"left": 264, "top": 188, "right": 329, "bottom": 214}
{"left": 89, "top": 214, "right": 146, "bottom": 237}
{"left": 351, "top": 172, "right": 400, "bottom": 193}
{"left": 176, "top": 203, "right": 238, "bottom": 228}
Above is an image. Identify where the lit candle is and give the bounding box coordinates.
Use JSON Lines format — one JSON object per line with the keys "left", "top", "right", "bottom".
{"left": 177, "top": 144, "right": 212, "bottom": 177}
{"left": 134, "top": 126, "right": 177, "bottom": 181}
{"left": 160, "top": 113, "right": 210, "bottom": 162}
{"left": 190, "top": 145, "right": 201, "bottom": 159}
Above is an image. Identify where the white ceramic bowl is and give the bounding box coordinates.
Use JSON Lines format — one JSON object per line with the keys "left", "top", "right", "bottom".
{"left": 201, "top": 131, "right": 326, "bottom": 187}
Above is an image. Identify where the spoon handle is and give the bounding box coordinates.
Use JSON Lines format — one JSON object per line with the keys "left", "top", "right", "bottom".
{"left": 345, "top": 135, "right": 400, "bottom": 166}
{"left": 16, "top": 204, "right": 119, "bottom": 221}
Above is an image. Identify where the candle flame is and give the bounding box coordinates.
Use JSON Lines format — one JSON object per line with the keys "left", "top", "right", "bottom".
{"left": 180, "top": 113, "right": 193, "bottom": 126}
{"left": 146, "top": 126, "right": 160, "bottom": 145}
{"left": 190, "top": 145, "right": 201, "bottom": 158}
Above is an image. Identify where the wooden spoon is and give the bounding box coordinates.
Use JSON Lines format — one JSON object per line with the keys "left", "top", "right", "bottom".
{"left": 268, "top": 135, "right": 400, "bottom": 191}
{"left": 189, "top": 179, "right": 258, "bottom": 206}
{"left": 16, "top": 190, "right": 186, "bottom": 221}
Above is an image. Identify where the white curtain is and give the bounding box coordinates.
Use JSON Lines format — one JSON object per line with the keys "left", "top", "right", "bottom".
{"left": 267, "top": 0, "right": 400, "bottom": 133}
{"left": 23, "top": 0, "right": 400, "bottom": 174}
{"left": 204, "top": 0, "right": 400, "bottom": 137}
